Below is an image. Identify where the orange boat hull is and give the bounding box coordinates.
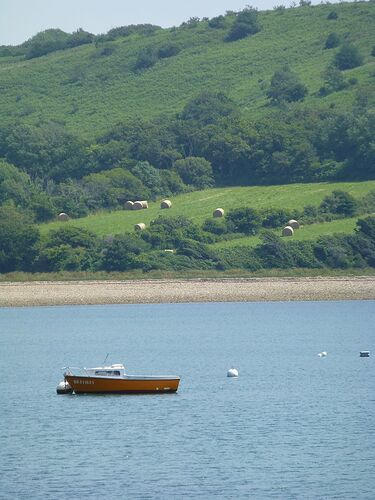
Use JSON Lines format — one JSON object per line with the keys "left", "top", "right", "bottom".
{"left": 65, "top": 375, "right": 180, "bottom": 394}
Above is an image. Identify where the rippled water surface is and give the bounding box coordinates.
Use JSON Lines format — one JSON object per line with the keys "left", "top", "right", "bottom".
{"left": 1, "top": 301, "right": 374, "bottom": 499}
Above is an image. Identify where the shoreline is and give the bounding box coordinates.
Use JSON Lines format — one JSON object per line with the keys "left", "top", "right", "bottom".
{"left": 0, "top": 277, "right": 374, "bottom": 307}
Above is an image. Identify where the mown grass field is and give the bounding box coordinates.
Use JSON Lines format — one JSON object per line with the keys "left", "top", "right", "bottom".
{"left": 0, "top": 2, "right": 374, "bottom": 139}
{"left": 211, "top": 216, "right": 370, "bottom": 249}
{"left": 40, "top": 180, "right": 375, "bottom": 237}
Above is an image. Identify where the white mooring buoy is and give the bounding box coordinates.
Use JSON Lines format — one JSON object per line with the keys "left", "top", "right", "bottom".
{"left": 227, "top": 368, "right": 239, "bottom": 378}
{"left": 56, "top": 380, "right": 73, "bottom": 394}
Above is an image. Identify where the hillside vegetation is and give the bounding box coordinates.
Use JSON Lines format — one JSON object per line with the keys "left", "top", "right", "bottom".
{"left": 1, "top": 2, "right": 375, "bottom": 277}
{"left": 0, "top": 2, "right": 374, "bottom": 137}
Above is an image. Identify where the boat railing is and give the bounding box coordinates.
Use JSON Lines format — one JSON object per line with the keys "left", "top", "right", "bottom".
{"left": 63, "top": 367, "right": 91, "bottom": 377}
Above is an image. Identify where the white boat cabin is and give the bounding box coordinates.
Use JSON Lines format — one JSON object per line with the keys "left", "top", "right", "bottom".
{"left": 86, "top": 364, "right": 126, "bottom": 377}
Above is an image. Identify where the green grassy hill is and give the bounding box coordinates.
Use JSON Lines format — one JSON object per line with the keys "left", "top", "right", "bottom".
{"left": 0, "top": 2, "right": 374, "bottom": 139}
{"left": 40, "top": 180, "right": 375, "bottom": 237}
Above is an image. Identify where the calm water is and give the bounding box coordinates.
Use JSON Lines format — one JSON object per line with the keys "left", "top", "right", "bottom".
{"left": 0, "top": 301, "right": 374, "bottom": 499}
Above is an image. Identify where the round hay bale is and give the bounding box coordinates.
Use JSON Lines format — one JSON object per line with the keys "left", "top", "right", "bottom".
{"left": 124, "top": 201, "right": 134, "bottom": 210}
{"left": 160, "top": 199, "right": 172, "bottom": 209}
{"left": 58, "top": 212, "right": 69, "bottom": 221}
{"left": 213, "top": 208, "right": 225, "bottom": 218}
{"left": 133, "top": 201, "right": 144, "bottom": 210}
{"left": 134, "top": 223, "right": 146, "bottom": 231}
{"left": 282, "top": 226, "right": 294, "bottom": 237}
{"left": 133, "top": 200, "right": 148, "bottom": 210}
{"left": 288, "top": 219, "right": 300, "bottom": 229}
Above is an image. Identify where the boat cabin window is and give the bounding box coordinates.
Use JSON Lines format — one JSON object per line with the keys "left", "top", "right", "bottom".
{"left": 94, "top": 370, "right": 121, "bottom": 376}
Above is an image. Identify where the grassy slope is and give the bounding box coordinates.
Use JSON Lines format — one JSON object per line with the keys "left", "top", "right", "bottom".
{"left": 212, "top": 216, "right": 368, "bottom": 249}
{"left": 40, "top": 180, "right": 375, "bottom": 237}
{"left": 0, "top": 2, "right": 374, "bottom": 139}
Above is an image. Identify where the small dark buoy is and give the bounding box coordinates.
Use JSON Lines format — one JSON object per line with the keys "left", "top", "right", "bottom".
{"left": 360, "top": 351, "right": 370, "bottom": 357}
{"left": 56, "top": 380, "right": 73, "bottom": 394}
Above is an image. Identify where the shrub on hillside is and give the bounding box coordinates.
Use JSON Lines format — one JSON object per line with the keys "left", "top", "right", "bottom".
{"left": 180, "top": 90, "right": 238, "bottom": 125}
{"left": 327, "top": 11, "right": 338, "bottom": 20}
{"left": 202, "top": 218, "right": 229, "bottom": 235}
{"left": 334, "top": 43, "right": 363, "bottom": 70}
{"left": 208, "top": 15, "right": 226, "bottom": 28}
{"left": 134, "top": 47, "right": 158, "bottom": 70}
{"left": 105, "top": 24, "right": 160, "bottom": 41}
{"left": 319, "top": 65, "right": 348, "bottom": 95}
{"left": 319, "top": 190, "right": 358, "bottom": 217}
{"left": 261, "top": 208, "right": 296, "bottom": 228}
{"left": 225, "top": 7, "right": 261, "bottom": 42}
{"left": 226, "top": 207, "right": 262, "bottom": 235}
{"left": 157, "top": 44, "right": 180, "bottom": 59}
{"left": 325, "top": 32, "right": 340, "bottom": 49}
{"left": 314, "top": 234, "right": 358, "bottom": 268}
{"left": 267, "top": 66, "right": 308, "bottom": 103}
{"left": 25, "top": 29, "right": 70, "bottom": 59}
{"left": 101, "top": 234, "right": 150, "bottom": 271}
{"left": 35, "top": 226, "right": 100, "bottom": 272}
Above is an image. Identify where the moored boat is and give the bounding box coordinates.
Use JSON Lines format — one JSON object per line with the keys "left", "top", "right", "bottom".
{"left": 61, "top": 364, "right": 180, "bottom": 394}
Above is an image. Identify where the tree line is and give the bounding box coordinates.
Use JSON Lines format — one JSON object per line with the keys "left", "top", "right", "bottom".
{"left": 0, "top": 87, "right": 373, "bottom": 222}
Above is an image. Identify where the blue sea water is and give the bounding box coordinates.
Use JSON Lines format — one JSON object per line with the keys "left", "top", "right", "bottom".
{"left": 0, "top": 301, "right": 374, "bottom": 499}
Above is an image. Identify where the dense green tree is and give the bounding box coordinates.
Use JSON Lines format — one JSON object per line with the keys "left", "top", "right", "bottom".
{"left": 29, "top": 191, "right": 56, "bottom": 222}
{"left": 0, "top": 123, "right": 87, "bottom": 181}
{"left": 267, "top": 66, "right": 308, "bottom": 103}
{"left": 104, "top": 24, "right": 160, "bottom": 41}
{"left": 202, "top": 218, "right": 229, "bottom": 235}
{"left": 356, "top": 216, "right": 375, "bottom": 241}
{"left": 314, "top": 235, "right": 357, "bottom": 268}
{"left": 131, "top": 161, "right": 164, "bottom": 197}
{"left": 54, "top": 180, "right": 90, "bottom": 218}
{"left": 320, "top": 190, "right": 358, "bottom": 216}
{"left": 36, "top": 226, "right": 100, "bottom": 271}
{"left": 141, "top": 216, "right": 208, "bottom": 249}
{"left": 176, "top": 238, "right": 219, "bottom": 267}
{"left": 67, "top": 28, "right": 94, "bottom": 48}
{"left": 208, "top": 15, "right": 226, "bottom": 28}
{"left": 0, "top": 160, "right": 32, "bottom": 207}
{"left": 83, "top": 168, "right": 148, "bottom": 208}
{"left": 255, "top": 232, "right": 294, "bottom": 268}
{"left": 334, "top": 43, "right": 363, "bottom": 70}
{"left": 0, "top": 206, "right": 40, "bottom": 272}
{"left": 226, "top": 207, "right": 262, "bottom": 235}
{"left": 225, "top": 7, "right": 261, "bottom": 42}
{"left": 174, "top": 157, "right": 214, "bottom": 189}
{"left": 101, "top": 119, "right": 179, "bottom": 168}
{"left": 261, "top": 208, "right": 295, "bottom": 228}
{"left": 180, "top": 91, "right": 238, "bottom": 126}
{"left": 101, "top": 234, "right": 150, "bottom": 271}
{"left": 88, "top": 141, "right": 131, "bottom": 172}
{"left": 25, "top": 29, "right": 70, "bottom": 59}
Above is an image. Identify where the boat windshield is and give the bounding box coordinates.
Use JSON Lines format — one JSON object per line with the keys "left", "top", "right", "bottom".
{"left": 94, "top": 370, "right": 121, "bottom": 376}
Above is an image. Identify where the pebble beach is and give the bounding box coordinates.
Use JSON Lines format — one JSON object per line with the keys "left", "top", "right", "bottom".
{"left": 0, "top": 277, "right": 374, "bottom": 307}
